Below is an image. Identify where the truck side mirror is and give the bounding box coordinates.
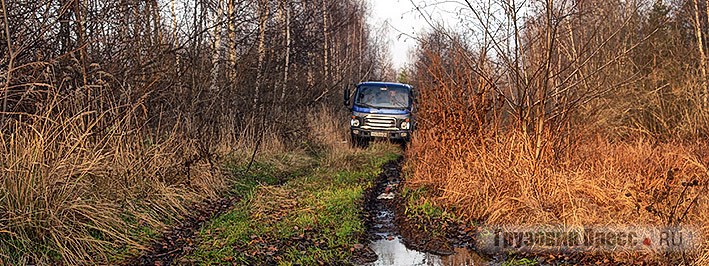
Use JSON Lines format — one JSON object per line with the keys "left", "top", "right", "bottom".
{"left": 343, "top": 86, "right": 351, "bottom": 107}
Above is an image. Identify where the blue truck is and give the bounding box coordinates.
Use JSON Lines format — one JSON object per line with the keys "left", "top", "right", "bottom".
{"left": 343, "top": 81, "right": 415, "bottom": 147}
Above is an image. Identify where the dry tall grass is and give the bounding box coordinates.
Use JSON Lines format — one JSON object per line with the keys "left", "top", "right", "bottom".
{"left": 407, "top": 131, "right": 709, "bottom": 226}
{"left": 408, "top": 132, "right": 709, "bottom": 263}
{"left": 405, "top": 96, "right": 709, "bottom": 263}
{"left": 0, "top": 92, "right": 236, "bottom": 264}
{"left": 305, "top": 104, "right": 382, "bottom": 171}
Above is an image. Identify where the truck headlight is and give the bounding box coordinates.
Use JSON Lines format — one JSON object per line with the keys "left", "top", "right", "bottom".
{"left": 350, "top": 117, "right": 360, "bottom": 127}
{"left": 400, "top": 121, "right": 410, "bottom": 130}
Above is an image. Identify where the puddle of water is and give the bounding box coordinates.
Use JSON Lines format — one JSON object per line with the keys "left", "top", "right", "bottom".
{"left": 367, "top": 236, "right": 440, "bottom": 266}
{"left": 363, "top": 161, "right": 490, "bottom": 266}
{"left": 367, "top": 237, "right": 489, "bottom": 266}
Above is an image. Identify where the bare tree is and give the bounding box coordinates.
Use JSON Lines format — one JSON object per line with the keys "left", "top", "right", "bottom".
{"left": 692, "top": 0, "right": 708, "bottom": 106}
{"left": 280, "top": 0, "right": 291, "bottom": 104}
{"left": 253, "top": 0, "right": 268, "bottom": 112}
{"left": 1, "top": 0, "right": 10, "bottom": 121}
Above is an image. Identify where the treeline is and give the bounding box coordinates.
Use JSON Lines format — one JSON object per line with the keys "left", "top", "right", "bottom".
{"left": 1, "top": 0, "right": 385, "bottom": 144}
{"left": 409, "top": 0, "right": 709, "bottom": 152}
{"left": 0, "top": 0, "right": 385, "bottom": 264}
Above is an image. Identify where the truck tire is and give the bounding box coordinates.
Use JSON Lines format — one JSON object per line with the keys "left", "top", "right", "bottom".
{"left": 350, "top": 133, "right": 369, "bottom": 148}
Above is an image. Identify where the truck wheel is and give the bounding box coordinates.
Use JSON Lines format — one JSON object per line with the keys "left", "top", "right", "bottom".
{"left": 360, "top": 138, "right": 370, "bottom": 148}
{"left": 350, "top": 133, "right": 359, "bottom": 148}
{"left": 350, "top": 134, "right": 368, "bottom": 148}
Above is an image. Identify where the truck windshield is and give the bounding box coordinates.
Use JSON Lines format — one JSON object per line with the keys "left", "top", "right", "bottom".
{"left": 354, "top": 85, "right": 410, "bottom": 109}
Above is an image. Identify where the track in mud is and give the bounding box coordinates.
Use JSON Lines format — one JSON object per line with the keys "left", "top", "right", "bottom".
{"left": 126, "top": 195, "right": 240, "bottom": 266}
{"left": 358, "top": 157, "right": 488, "bottom": 266}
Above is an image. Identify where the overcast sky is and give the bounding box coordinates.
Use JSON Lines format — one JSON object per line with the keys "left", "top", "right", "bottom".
{"left": 367, "top": 0, "right": 462, "bottom": 70}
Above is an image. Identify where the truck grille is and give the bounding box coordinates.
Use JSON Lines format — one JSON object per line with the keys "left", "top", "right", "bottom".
{"left": 362, "top": 115, "right": 397, "bottom": 130}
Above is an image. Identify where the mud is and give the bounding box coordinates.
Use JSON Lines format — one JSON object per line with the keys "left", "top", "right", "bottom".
{"left": 356, "top": 157, "right": 488, "bottom": 266}
{"left": 126, "top": 195, "right": 240, "bottom": 266}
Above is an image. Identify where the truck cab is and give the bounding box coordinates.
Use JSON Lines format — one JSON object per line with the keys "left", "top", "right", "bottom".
{"left": 344, "top": 82, "right": 415, "bottom": 147}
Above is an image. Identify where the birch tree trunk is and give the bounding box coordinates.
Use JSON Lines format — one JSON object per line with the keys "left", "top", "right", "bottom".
{"left": 172, "top": 0, "right": 180, "bottom": 68}
{"left": 254, "top": 0, "right": 268, "bottom": 111}
{"left": 693, "top": 0, "right": 708, "bottom": 106}
{"left": 59, "top": 0, "right": 73, "bottom": 54}
{"left": 280, "top": 0, "right": 290, "bottom": 104}
{"left": 75, "top": 0, "right": 88, "bottom": 105}
{"left": 358, "top": 17, "right": 363, "bottom": 79}
{"left": 703, "top": 0, "right": 709, "bottom": 107}
{"left": 151, "top": 0, "right": 162, "bottom": 46}
{"left": 322, "top": 0, "right": 329, "bottom": 82}
{"left": 210, "top": 0, "right": 223, "bottom": 92}
{"left": 172, "top": 0, "right": 177, "bottom": 43}
{"left": 227, "top": 0, "right": 237, "bottom": 77}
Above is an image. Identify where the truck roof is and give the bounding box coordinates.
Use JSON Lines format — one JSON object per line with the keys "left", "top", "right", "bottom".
{"left": 357, "top": 81, "right": 413, "bottom": 89}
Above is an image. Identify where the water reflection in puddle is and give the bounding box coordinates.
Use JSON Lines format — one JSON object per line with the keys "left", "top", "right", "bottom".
{"left": 367, "top": 236, "right": 489, "bottom": 266}
{"left": 367, "top": 236, "right": 438, "bottom": 266}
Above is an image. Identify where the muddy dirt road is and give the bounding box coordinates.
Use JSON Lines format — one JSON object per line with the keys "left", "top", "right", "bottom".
{"left": 130, "top": 154, "right": 491, "bottom": 266}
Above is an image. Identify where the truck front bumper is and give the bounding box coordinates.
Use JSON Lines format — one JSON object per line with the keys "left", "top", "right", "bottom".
{"left": 350, "top": 128, "right": 411, "bottom": 140}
